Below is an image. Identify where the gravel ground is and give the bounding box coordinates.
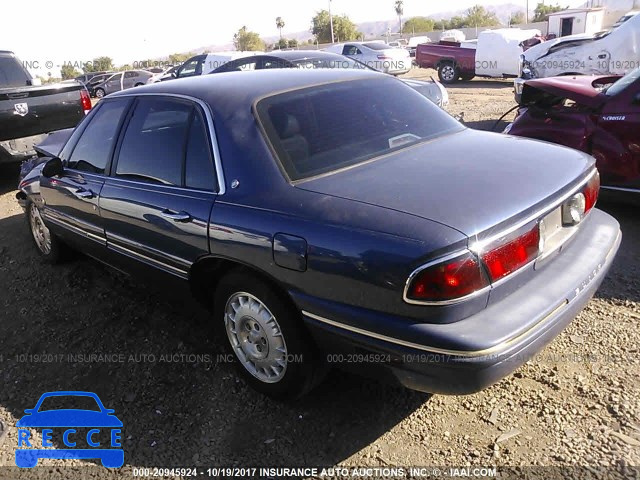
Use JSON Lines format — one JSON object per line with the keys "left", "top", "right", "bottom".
{"left": 0, "top": 69, "right": 638, "bottom": 480}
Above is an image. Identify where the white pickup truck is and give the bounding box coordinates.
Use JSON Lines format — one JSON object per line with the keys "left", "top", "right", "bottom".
{"left": 515, "top": 11, "right": 640, "bottom": 102}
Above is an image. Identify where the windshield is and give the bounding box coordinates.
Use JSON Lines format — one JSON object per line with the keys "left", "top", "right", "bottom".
{"left": 606, "top": 67, "right": 640, "bottom": 96}
{"left": 256, "top": 77, "right": 462, "bottom": 181}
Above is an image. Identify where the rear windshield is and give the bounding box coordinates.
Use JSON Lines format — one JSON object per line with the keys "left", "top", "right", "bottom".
{"left": 256, "top": 77, "right": 462, "bottom": 181}
{"left": 0, "top": 55, "right": 30, "bottom": 87}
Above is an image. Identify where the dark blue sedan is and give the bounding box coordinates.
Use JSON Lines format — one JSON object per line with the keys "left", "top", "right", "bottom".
{"left": 17, "top": 69, "right": 621, "bottom": 399}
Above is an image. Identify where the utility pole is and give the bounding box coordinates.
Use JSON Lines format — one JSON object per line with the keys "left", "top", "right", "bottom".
{"left": 526, "top": 0, "right": 529, "bottom": 24}
{"left": 329, "top": 0, "right": 335, "bottom": 43}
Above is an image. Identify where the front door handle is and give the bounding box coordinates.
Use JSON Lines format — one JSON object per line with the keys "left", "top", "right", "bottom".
{"left": 73, "top": 188, "right": 94, "bottom": 199}
{"left": 160, "top": 210, "right": 191, "bottom": 222}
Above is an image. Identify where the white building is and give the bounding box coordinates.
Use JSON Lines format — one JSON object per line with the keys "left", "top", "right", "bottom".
{"left": 581, "top": 0, "right": 640, "bottom": 27}
{"left": 547, "top": 8, "right": 606, "bottom": 36}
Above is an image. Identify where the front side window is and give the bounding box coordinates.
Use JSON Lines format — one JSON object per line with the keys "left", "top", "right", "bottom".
{"left": 67, "top": 99, "right": 130, "bottom": 174}
{"left": 342, "top": 45, "right": 362, "bottom": 56}
{"left": 179, "top": 59, "right": 201, "bottom": 77}
{"left": 116, "top": 98, "right": 193, "bottom": 185}
{"left": 256, "top": 77, "right": 463, "bottom": 181}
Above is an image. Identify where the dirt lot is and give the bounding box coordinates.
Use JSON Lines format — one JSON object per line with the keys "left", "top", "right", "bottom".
{"left": 0, "top": 69, "right": 638, "bottom": 479}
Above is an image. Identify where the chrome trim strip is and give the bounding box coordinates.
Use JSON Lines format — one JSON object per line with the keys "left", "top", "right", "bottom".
{"left": 107, "top": 242, "right": 189, "bottom": 279}
{"left": 106, "top": 232, "right": 192, "bottom": 271}
{"left": 303, "top": 301, "right": 567, "bottom": 358}
{"left": 108, "top": 92, "right": 226, "bottom": 195}
{"left": 43, "top": 210, "right": 106, "bottom": 245}
{"left": 601, "top": 186, "right": 640, "bottom": 194}
{"left": 403, "top": 250, "right": 491, "bottom": 306}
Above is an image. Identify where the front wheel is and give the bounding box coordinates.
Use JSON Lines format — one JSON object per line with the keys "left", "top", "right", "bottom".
{"left": 95, "top": 88, "right": 105, "bottom": 98}
{"left": 214, "top": 271, "right": 324, "bottom": 399}
{"left": 438, "top": 62, "right": 459, "bottom": 84}
{"left": 27, "top": 203, "right": 68, "bottom": 263}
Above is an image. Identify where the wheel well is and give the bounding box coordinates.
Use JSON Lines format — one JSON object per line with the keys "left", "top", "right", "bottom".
{"left": 438, "top": 59, "right": 457, "bottom": 68}
{"left": 189, "top": 257, "right": 295, "bottom": 310}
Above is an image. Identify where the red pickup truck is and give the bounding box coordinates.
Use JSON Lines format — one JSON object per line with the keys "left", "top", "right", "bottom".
{"left": 416, "top": 29, "right": 546, "bottom": 84}
{"left": 415, "top": 41, "right": 477, "bottom": 84}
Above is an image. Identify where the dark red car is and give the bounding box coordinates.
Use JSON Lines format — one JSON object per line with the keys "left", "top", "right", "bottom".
{"left": 506, "top": 68, "right": 640, "bottom": 194}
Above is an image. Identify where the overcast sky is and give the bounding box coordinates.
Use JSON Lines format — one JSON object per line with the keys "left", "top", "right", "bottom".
{"left": 2, "top": 0, "right": 581, "bottom": 76}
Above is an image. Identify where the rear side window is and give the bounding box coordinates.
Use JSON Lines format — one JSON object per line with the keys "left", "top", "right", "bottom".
{"left": 0, "top": 56, "right": 30, "bottom": 87}
{"left": 256, "top": 77, "right": 462, "bottom": 181}
{"left": 67, "top": 100, "right": 130, "bottom": 174}
{"left": 116, "top": 98, "right": 192, "bottom": 185}
{"left": 185, "top": 113, "right": 216, "bottom": 191}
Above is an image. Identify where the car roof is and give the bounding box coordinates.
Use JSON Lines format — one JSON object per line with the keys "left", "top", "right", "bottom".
{"left": 109, "top": 68, "right": 384, "bottom": 109}
{"left": 257, "top": 50, "right": 346, "bottom": 61}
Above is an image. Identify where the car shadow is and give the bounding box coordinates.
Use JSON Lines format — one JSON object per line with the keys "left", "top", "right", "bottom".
{"left": 0, "top": 163, "right": 20, "bottom": 196}
{"left": 463, "top": 119, "right": 511, "bottom": 132}
{"left": 0, "top": 211, "right": 429, "bottom": 470}
{"left": 594, "top": 198, "right": 640, "bottom": 304}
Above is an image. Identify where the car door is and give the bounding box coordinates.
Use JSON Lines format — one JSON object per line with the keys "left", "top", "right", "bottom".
{"left": 593, "top": 74, "right": 640, "bottom": 189}
{"left": 104, "top": 73, "right": 123, "bottom": 94}
{"left": 99, "top": 96, "right": 219, "bottom": 279}
{"left": 123, "top": 71, "right": 136, "bottom": 89}
{"left": 39, "top": 98, "right": 132, "bottom": 257}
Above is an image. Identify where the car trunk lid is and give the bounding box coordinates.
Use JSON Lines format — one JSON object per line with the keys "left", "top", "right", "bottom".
{"left": 296, "top": 129, "right": 594, "bottom": 238}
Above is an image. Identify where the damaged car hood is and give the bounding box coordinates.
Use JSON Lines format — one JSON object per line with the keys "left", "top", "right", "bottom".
{"left": 521, "top": 75, "right": 621, "bottom": 108}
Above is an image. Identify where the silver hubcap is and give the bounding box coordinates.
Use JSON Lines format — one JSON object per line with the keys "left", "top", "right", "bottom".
{"left": 29, "top": 206, "right": 51, "bottom": 255}
{"left": 442, "top": 65, "right": 455, "bottom": 81}
{"left": 224, "top": 292, "right": 288, "bottom": 384}
{"left": 96, "top": 90, "right": 104, "bottom": 98}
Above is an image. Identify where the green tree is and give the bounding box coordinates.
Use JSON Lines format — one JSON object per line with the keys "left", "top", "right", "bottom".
{"left": 463, "top": 5, "right": 500, "bottom": 27}
{"left": 276, "top": 38, "right": 288, "bottom": 49}
{"left": 311, "top": 10, "right": 361, "bottom": 43}
{"left": 83, "top": 56, "right": 113, "bottom": 73}
{"left": 233, "top": 26, "right": 265, "bottom": 51}
{"left": 510, "top": 11, "right": 526, "bottom": 24}
{"left": 276, "top": 17, "right": 285, "bottom": 39}
{"left": 60, "top": 64, "right": 81, "bottom": 80}
{"left": 168, "top": 52, "right": 193, "bottom": 64}
{"left": 533, "top": 3, "right": 568, "bottom": 22}
{"left": 394, "top": 0, "right": 404, "bottom": 34}
{"left": 403, "top": 16, "right": 435, "bottom": 33}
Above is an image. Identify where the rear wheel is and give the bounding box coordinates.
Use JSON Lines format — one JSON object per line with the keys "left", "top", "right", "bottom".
{"left": 214, "top": 271, "right": 324, "bottom": 399}
{"left": 95, "top": 88, "right": 105, "bottom": 98}
{"left": 27, "top": 203, "right": 67, "bottom": 263}
{"left": 438, "top": 62, "right": 459, "bottom": 84}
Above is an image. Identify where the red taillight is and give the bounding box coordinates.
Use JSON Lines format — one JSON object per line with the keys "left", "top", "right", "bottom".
{"left": 583, "top": 171, "right": 600, "bottom": 213}
{"left": 407, "top": 252, "right": 489, "bottom": 302}
{"left": 481, "top": 225, "right": 540, "bottom": 282}
{"left": 80, "top": 89, "right": 92, "bottom": 114}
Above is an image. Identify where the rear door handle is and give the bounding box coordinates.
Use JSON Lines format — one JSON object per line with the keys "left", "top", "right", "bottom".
{"left": 73, "top": 188, "right": 94, "bottom": 199}
{"left": 160, "top": 210, "right": 191, "bottom": 222}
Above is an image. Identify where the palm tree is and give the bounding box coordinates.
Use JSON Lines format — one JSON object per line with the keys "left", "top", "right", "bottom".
{"left": 276, "top": 17, "right": 285, "bottom": 40}
{"left": 394, "top": 0, "right": 404, "bottom": 34}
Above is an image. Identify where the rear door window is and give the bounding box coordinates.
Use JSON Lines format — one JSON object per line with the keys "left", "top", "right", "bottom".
{"left": 0, "top": 56, "right": 30, "bottom": 87}
{"left": 115, "top": 97, "right": 193, "bottom": 186}
{"left": 67, "top": 99, "right": 130, "bottom": 174}
{"left": 185, "top": 112, "right": 216, "bottom": 191}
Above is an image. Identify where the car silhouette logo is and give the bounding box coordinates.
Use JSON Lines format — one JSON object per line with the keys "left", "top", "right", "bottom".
{"left": 14, "top": 103, "right": 28, "bottom": 117}
{"left": 15, "top": 391, "right": 124, "bottom": 468}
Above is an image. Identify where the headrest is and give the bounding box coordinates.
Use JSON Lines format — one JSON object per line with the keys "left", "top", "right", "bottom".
{"left": 271, "top": 108, "right": 301, "bottom": 139}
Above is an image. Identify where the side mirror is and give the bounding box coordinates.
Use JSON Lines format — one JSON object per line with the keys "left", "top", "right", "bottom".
{"left": 42, "top": 157, "right": 63, "bottom": 178}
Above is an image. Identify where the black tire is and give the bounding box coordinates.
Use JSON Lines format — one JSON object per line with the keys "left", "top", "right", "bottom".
{"left": 438, "top": 62, "right": 459, "bottom": 84}
{"left": 95, "top": 88, "right": 105, "bottom": 98}
{"left": 214, "top": 271, "right": 324, "bottom": 400}
{"left": 26, "top": 202, "right": 68, "bottom": 264}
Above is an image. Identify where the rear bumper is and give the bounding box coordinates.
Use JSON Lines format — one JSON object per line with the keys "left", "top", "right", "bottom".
{"left": 301, "top": 209, "right": 621, "bottom": 394}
